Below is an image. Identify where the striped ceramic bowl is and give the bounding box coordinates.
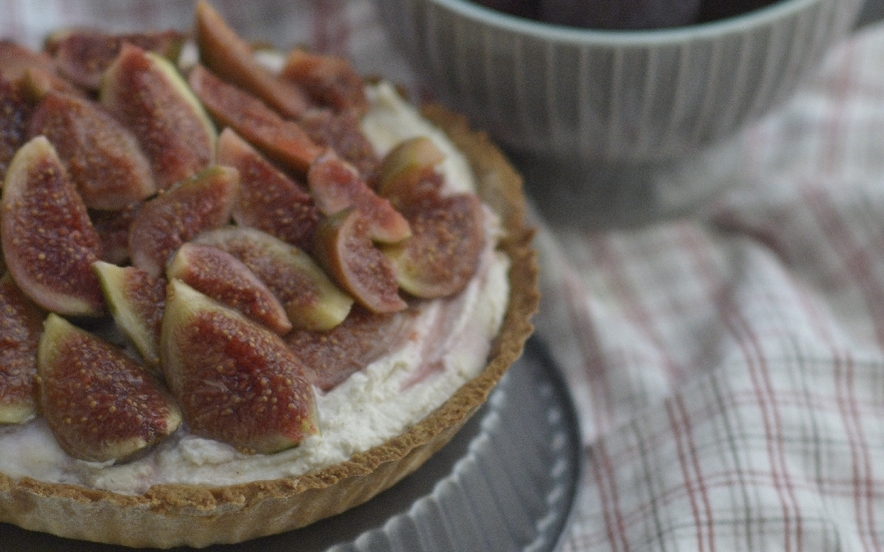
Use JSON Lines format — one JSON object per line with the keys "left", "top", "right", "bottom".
{"left": 373, "top": 0, "right": 863, "bottom": 162}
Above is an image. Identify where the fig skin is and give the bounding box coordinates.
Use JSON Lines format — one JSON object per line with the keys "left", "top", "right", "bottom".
{"left": 193, "top": 226, "right": 354, "bottom": 331}
{"left": 375, "top": 136, "right": 446, "bottom": 206}
{"left": 194, "top": 0, "right": 311, "bottom": 119}
{"left": 50, "top": 29, "right": 185, "bottom": 91}
{"left": 0, "top": 273, "right": 45, "bottom": 424}
{"left": 27, "top": 90, "right": 157, "bottom": 210}
{"left": 161, "top": 279, "right": 318, "bottom": 454}
{"left": 166, "top": 243, "right": 292, "bottom": 335}
{"left": 307, "top": 150, "right": 411, "bottom": 244}
{"left": 38, "top": 313, "right": 183, "bottom": 463}
{"left": 128, "top": 165, "right": 240, "bottom": 278}
{"left": 1, "top": 136, "right": 106, "bottom": 317}
{"left": 92, "top": 261, "right": 166, "bottom": 370}
{"left": 188, "top": 64, "right": 322, "bottom": 176}
{"left": 312, "top": 208, "right": 407, "bottom": 314}
{"left": 217, "top": 127, "right": 319, "bottom": 251}
{"left": 101, "top": 44, "right": 217, "bottom": 191}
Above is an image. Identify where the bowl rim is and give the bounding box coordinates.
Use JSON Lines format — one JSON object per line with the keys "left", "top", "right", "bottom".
{"left": 426, "top": 0, "right": 837, "bottom": 45}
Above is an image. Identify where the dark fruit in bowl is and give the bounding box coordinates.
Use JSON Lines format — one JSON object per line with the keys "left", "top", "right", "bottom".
{"left": 539, "top": 0, "right": 701, "bottom": 29}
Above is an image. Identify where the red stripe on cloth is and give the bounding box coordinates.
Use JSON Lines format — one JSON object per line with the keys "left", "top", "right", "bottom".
{"left": 590, "top": 440, "right": 630, "bottom": 552}
{"left": 666, "top": 396, "right": 716, "bottom": 552}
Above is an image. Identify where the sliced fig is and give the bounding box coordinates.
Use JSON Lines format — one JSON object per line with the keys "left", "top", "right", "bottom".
{"left": 28, "top": 91, "right": 156, "bottom": 210}
{"left": 280, "top": 49, "right": 368, "bottom": 116}
{"left": 217, "top": 127, "right": 319, "bottom": 250}
{"left": 161, "top": 279, "right": 318, "bottom": 454}
{"left": 0, "top": 273, "right": 45, "bottom": 424}
{"left": 166, "top": 243, "right": 291, "bottom": 335}
{"left": 51, "top": 29, "right": 185, "bottom": 91}
{"left": 286, "top": 306, "right": 416, "bottom": 392}
{"left": 194, "top": 0, "right": 311, "bottom": 119}
{"left": 0, "top": 40, "right": 55, "bottom": 82}
{"left": 193, "top": 226, "right": 353, "bottom": 331}
{"left": 188, "top": 64, "right": 322, "bottom": 175}
{"left": 308, "top": 150, "right": 411, "bottom": 244}
{"left": 312, "top": 208, "right": 407, "bottom": 314}
{"left": 38, "top": 313, "right": 182, "bottom": 462}
{"left": 384, "top": 193, "right": 485, "bottom": 299}
{"left": 128, "top": 165, "right": 239, "bottom": 278}
{"left": 101, "top": 44, "right": 216, "bottom": 191}
{"left": 375, "top": 136, "right": 446, "bottom": 204}
{"left": 1, "top": 136, "right": 105, "bottom": 316}
{"left": 298, "top": 108, "right": 379, "bottom": 182}
{"left": 90, "top": 202, "right": 141, "bottom": 265}
{"left": 92, "top": 261, "right": 166, "bottom": 369}
{"left": 0, "top": 76, "right": 32, "bottom": 183}
{"left": 19, "top": 66, "right": 86, "bottom": 101}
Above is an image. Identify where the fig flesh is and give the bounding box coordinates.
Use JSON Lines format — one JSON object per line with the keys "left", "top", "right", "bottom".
{"left": 167, "top": 243, "right": 292, "bottom": 335}
{"left": 308, "top": 151, "right": 411, "bottom": 244}
{"left": 0, "top": 40, "right": 54, "bottom": 82}
{"left": 50, "top": 29, "right": 185, "bottom": 91}
{"left": 28, "top": 91, "right": 156, "bottom": 210}
{"left": 161, "top": 279, "right": 318, "bottom": 454}
{"left": 194, "top": 0, "right": 310, "bottom": 119}
{"left": 90, "top": 202, "right": 141, "bottom": 265}
{"left": 38, "top": 313, "right": 182, "bottom": 463}
{"left": 0, "top": 273, "right": 45, "bottom": 424}
{"left": 92, "top": 261, "right": 166, "bottom": 369}
{"left": 188, "top": 64, "right": 322, "bottom": 175}
{"left": 384, "top": 193, "right": 486, "bottom": 299}
{"left": 280, "top": 49, "right": 367, "bottom": 116}
{"left": 312, "top": 208, "right": 407, "bottom": 314}
{"left": 298, "top": 108, "right": 379, "bottom": 182}
{"left": 286, "top": 306, "right": 416, "bottom": 392}
{"left": 217, "top": 128, "right": 319, "bottom": 251}
{"left": 128, "top": 165, "right": 240, "bottom": 278}
{"left": 101, "top": 44, "right": 216, "bottom": 191}
{"left": 193, "top": 226, "right": 353, "bottom": 331}
{"left": 375, "top": 136, "right": 446, "bottom": 204}
{"left": 1, "top": 136, "right": 105, "bottom": 316}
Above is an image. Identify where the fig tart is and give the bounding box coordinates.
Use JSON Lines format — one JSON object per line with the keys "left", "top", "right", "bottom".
{"left": 0, "top": 2, "right": 538, "bottom": 547}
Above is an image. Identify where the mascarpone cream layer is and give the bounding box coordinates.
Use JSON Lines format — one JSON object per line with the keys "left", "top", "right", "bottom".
{"left": 0, "top": 84, "right": 510, "bottom": 494}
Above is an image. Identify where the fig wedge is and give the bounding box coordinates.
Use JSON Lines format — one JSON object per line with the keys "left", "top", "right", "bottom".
{"left": 298, "top": 108, "right": 379, "bottom": 182}
{"left": 193, "top": 226, "right": 353, "bottom": 331}
{"left": 384, "top": 193, "right": 486, "bottom": 299}
{"left": 0, "top": 76, "right": 32, "bottom": 183}
{"left": 188, "top": 64, "right": 322, "bottom": 175}
{"left": 0, "top": 40, "right": 54, "bottom": 82}
{"left": 280, "top": 49, "right": 367, "bottom": 116}
{"left": 1, "top": 136, "right": 105, "bottom": 316}
{"left": 92, "top": 261, "right": 166, "bottom": 369}
{"left": 101, "top": 44, "right": 216, "bottom": 191}
{"left": 161, "top": 279, "right": 318, "bottom": 454}
{"left": 51, "top": 29, "right": 185, "bottom": 91}
{"left": 128, "top": 165, "right": 240, "bottom": 278}
{"left": 28, "top": 91, "right": 156, "bottom": 210}
{"left": 38, "top": 313, "right": 182, "bottom": 463}
{"left": 194, "top": 0, "right": 311, "bottom": 119}
{"left": 167, "top": 243, "right": 292, "bottom": 335}
{"left": 0, "top": 273, "right": 45, "bottom": 424}
{"left": 90, "top": 202, "right": 141, "bottom": 264}
{"left": 308, "top": 150, "right": 411, "bottom": 244}
{"left": 312, "top": 208, "right": 407, "bottom": 314}
{"left": 375, "top": 136, "right": 446, "bottom": 204}
{"left": 217, "top": 128, "right": 319, "bottom": 250}
{"left": 286, "top": 306, "right": 416, "bottom": 392}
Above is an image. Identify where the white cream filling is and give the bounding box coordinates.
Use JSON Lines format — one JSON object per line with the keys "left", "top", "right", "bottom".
{"left": 0, "top": 84, "right": 511, "bottom": 494}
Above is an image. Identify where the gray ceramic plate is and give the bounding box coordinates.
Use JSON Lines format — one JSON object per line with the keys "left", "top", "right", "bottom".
{"left": 0, "top": 337, "right": 583, "bottom": 551}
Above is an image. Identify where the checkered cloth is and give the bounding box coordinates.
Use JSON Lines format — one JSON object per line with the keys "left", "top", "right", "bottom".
{"left": 6, "top": 1, "right": 884, "bottom": 550}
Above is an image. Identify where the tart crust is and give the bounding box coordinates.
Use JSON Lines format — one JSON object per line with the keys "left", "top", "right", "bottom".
{"left": 0, "top": 104, "right": 539, "bottom": 548}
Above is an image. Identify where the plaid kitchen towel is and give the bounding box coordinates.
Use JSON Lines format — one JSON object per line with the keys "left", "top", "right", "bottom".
{"left": 5, "top": 1, "right": 884, "bottom": 551}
